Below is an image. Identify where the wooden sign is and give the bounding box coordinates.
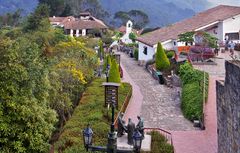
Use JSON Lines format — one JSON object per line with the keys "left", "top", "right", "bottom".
{"left": 102, "top": 82, "right": 120, "bottom": 109}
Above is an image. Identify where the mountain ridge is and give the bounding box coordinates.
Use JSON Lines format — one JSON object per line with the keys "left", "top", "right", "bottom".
{"left": 0, "top": 0, "right": 239, "bottom": 28}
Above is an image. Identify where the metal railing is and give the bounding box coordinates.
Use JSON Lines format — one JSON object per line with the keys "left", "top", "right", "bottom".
{"left": 144, "top": 128, "right": 173, "bottom": 145}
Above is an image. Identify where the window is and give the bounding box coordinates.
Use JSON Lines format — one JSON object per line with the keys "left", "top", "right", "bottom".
{"left": 128, "top": 23, "right": 131, "bottom": 28}
{"left": 225, "top": 33, "right": 239, "bottom": 40}
{"left": 143, "top": 46, "right": 147, "bottom": 55}
{"left": 173, "top": 41, "right": 177, "bottom": 46}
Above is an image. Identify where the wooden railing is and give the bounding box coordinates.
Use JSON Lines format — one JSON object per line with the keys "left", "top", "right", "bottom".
{"left": 114, "top": 87, "right": 132, "bottom": 127}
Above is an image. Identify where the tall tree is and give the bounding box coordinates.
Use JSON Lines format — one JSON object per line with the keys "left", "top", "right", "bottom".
{"left": 0, "top": 9, "right": 22, "bottom": 27}
{"left": 108, "top": 59, "right": 121, "bottom": 83}
{"left": 24, "top": 4, "right": 50, "bottom": 31}
{"left": 39, "top": 0, "right": 65, "bottom": 16}
{"left": 0, "top": 37, "right": 57, "bottom": 153}
{"left": 178, "top": 31, "right": 195, "bottom": 45}
{"left": 155, "top": 42, "right": 170, "bottom": 71}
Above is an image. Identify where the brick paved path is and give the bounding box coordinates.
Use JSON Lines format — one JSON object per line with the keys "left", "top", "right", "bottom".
{"left": 120, "top": 52, "right": 195, "bottom": 131}
{"left": 172, "top": 76, "right": 219, "bottom": 153}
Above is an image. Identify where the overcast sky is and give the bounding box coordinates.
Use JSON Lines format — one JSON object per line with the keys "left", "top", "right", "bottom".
{"left": 209, "top": 0, "right": 240, "bottom": 6}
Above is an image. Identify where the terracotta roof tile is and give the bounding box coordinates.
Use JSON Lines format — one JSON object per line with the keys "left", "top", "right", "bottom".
{"left": 49, "top": 15, "right": 107, "bottom": 30}
{"left": 137, "top": 5, "right": 240, "bottom": 46}
{"left": 64, "top": 20, "right": 107, "bottom": 30}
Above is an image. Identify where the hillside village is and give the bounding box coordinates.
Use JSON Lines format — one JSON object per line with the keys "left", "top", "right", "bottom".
{"left": 0, "top": 1, "right": 240, "bottom": 153}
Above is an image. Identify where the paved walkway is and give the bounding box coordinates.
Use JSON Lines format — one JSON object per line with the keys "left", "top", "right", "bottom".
{"left": 119, "top": 50, "right": 237, "bottom": 153}
{"left": 120, "top": 52, "right": 195, "bottom": 131}
{"left": 172, "top": 76, "right": 220, "bottom": 153}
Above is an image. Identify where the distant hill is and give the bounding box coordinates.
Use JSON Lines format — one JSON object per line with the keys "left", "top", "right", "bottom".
{"left": 1, "top": 0, "right": 239, "bottom": 28}
{"left": 0, "top": 0, "right": 38, "bottom": 15}
{"left": 99, "top": 0, "right": 201, "bottom": 27}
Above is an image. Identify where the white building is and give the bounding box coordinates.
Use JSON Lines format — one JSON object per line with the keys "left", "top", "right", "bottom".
{"left": 49, "top": 12, "right": 108, "bottom": 37}
{"left": 120, "top": 20, "right": 134, "bottom": 44}
{"left": 137, "top": 5, "right": 240, "bottom": 62}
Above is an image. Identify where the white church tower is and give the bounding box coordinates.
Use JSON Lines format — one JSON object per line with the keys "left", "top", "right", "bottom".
{"left": 126, "top": 20, "right": 133, "bottom": 35}
{"left": 121, "top": 20, "right": 133, "bottom": 44}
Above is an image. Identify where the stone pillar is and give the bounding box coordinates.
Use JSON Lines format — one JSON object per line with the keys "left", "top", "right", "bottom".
{"left": 76, "top": 29, "right": 79, "bottom": 37}
{"left": 82, "top": 29, "right": 86, "bottom": 36}
{"left": 70, "top": 29, "right": 73, "bottom": 37}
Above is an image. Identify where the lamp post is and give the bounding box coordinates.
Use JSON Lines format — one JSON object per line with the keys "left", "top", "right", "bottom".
{"left": 105, "top": 64, "right": 110, "bottom": 82}
{"left": 83, "top": 124, "right": 93, "bottom": 151}
{"left": 82, "top": 83, "right": 142, "bottom": 153}
{"left": 132, "top": 130, "right": 142, "bottom": 153}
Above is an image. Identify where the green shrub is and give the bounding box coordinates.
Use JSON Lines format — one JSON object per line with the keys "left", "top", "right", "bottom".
{"left": 126, "top": 42, "right": 138, "bottom": 48}
{"left": 166, "top": 51, "right": 175, "bottom": 59}
{"left": 134, "top": 48, "right": 139, "bottom": 60}
{"left": 108, "top": 59, "right": 121, "bottom": 83}
{"left": 155, "top": 42, "right": 170, "bottom": 71}
{"left": 54, "top": 78, "right": 131, "bottom": 152}
{"left": 129, "top": 32, "right": 137, "bottom": 42}
{"left": 179, "top": 62, "right": 201, "bottom": 84}
{"left": 181, "top": 82, "right": 203, "bottom": 120}
{"left": 102, "top": 36, "right": 113, "bottom": 46}
{"left": 179, "top": 62, "right": 209, "bottom": 121}
{"left": 142, "top": 131, "right": 174, "bottom": 153}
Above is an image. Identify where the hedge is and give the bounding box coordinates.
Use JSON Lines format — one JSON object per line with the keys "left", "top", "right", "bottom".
{"left": 54, "top": 78, "right": 132, "bottom": 152}
{"left": 180, "top": 62, "right": 209, "bottom": 121}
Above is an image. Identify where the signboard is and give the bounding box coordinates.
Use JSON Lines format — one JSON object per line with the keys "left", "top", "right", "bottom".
{"left": 102, "top": 82, "right": 120, "bottom": 109}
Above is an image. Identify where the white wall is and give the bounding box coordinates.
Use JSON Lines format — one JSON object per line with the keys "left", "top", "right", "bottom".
{"left": 162, "top": 41, "right": 175, "bottom": 50}
{"left": 138, "top": 40, "right": 177, "bottom": 62}
{"left": 223, "top": 14, "right": 240, "bottom": 40}
{"left": 121, "top": 33, "right": 132, "bottom": 44}
{"left": 82, "top": 29, "right": 86, "bottom": 36}
{"left": 138, "top": 42, "right": 156, "bottom": 61}
{"left": 217, "top": 22, "right": 224, "bottom": 41}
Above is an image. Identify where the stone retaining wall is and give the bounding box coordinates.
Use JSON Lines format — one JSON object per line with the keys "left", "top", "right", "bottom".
{"left": 217, "top": 60, "right": 240, "bottom": 153}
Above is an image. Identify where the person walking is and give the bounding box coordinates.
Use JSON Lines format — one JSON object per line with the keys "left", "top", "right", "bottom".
{"left": 229, "top": 41, "right": 235, "bottom": 56}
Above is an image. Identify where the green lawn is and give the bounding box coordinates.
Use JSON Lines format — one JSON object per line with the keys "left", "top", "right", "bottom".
{"left": 54, "top": 78, "right": 132, "bottom": 153}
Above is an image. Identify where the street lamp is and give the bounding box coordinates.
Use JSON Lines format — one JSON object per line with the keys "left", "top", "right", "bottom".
{"left": 133, "top": 130, "right": 142, "bottom": 153}
{"left": 83, "top": 124, "right": 93, "bottom": 151}
{"left": 83, "top": 125, "right": 143, "bottom": 153}
{"left": 105, "top": 64, "right": 110, "bottom": 82}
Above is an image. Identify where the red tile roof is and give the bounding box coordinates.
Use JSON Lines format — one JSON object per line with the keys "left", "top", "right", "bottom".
{"left": 49, "top": 15, "right": 107, "bottom": 30}
{"left": 49, "top": 17, "right": 66, "bottom": 23}
{"left": 64, "top": 19, "right": 107, "bottom": 30}
{"left": 137, "top": 5, "right": 240, "bottom": 47}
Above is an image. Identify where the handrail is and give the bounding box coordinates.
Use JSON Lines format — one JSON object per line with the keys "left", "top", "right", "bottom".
{"left": 114, "top": 87, "right": 132, "bottom": 126}
{"left": 144, "top": 127, "right": 173, "bottom": 145}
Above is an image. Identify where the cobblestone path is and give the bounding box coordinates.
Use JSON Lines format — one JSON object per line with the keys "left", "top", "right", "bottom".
{"left": 120, "top": 52, "right": 196, "bottom": 131}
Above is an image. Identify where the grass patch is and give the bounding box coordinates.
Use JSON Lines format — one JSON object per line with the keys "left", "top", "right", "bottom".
{"left": 142, "top": 131, "right": 174, "bottom": 153}
{"left": 54, "top": 78, "right": 132, "bottom": 152}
